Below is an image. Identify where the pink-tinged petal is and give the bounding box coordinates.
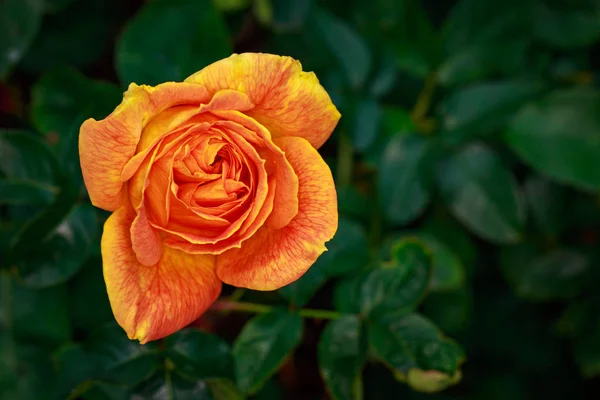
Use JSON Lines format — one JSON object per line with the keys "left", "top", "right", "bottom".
{"left": 101, "top": 205, "right": 222, "bottom": 344}
{"left": 185, "top": 53, "right": 341, "bottom": 149}
{"left": 215, "top": 136, "right": 338, "bottom": 290}
{"left": 79, "top": 82, "right": 210, "bottom": 211}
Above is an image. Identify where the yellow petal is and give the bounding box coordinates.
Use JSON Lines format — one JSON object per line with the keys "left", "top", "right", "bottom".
{"left": 101, "top": 205, "right": 222, "bottom": 343}
{"left": 185, "top": 53, "right": 341, "bottom": 149}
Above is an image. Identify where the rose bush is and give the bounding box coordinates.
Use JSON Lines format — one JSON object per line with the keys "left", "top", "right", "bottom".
{"left": 79, "top": 53, "right": 340, "bottom": 344}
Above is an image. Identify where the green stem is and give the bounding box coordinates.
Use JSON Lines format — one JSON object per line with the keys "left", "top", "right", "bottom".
{"left": 213, "top": 300, "right": 272, "bottom": 314}
{"left": 298, "top": 307, "right": 342, "bottom": 320}
{"left": 337, "top": 130, "right": 353, "bottom": 187}
{"left": 165, "top": 368, "right": 174, "bottom": 400}
{"left": 212, "top": 300, "right": 342, "bottom": 320}
{"left": 228, "top": 288, "right": 245, "bottom": 303}
{"left": 411, "top": 73, "right": 437, "bottom": 121}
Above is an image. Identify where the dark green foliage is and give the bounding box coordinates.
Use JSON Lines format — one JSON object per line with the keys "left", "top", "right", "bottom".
{"left": 232, "top": 309, "right": 303, "bottom": 394}
{"left": 2, "top": 0, "right": 600, "bottom": 398}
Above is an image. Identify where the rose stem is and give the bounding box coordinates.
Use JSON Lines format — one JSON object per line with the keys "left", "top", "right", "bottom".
{"left": 211, "top": 300, "right": 342, "bottom": 320}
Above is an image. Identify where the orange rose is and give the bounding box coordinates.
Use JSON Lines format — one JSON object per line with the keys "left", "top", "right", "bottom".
{"left": 79, "top": 53, "right": 340, "bottom": 343}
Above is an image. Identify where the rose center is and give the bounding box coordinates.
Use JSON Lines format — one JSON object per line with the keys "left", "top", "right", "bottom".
{"left": 171, "top": 134, "right": 251, "bottom": 212}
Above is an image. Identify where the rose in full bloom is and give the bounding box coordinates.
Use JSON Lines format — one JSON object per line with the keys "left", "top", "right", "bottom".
{"left": 79, "top": 53, "right": 340, "bottom": 343}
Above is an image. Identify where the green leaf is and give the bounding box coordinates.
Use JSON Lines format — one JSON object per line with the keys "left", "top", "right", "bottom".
{"left": 438, "top": 40, "right": 530, "bottom": 87}
{"left": 369, "top": 52, "right": 398, "bottom": 98}
{"left": 417, "top": 234, "right": 466, "bottom": 292}
{"left": 0, "top": 337, "right": 59, "bottom": 400}
{"left": 501, "top": 247, "right": 590, "bottom": 301}
{"left": 311, "top": 7, "right": 371, "bottom": 89}
{"left": 279, "top": 217, "right": 368, "bottom": 307}
{"left": 166, "top": 329, "right": 233, "bottom": 380}
{"left": 506, "top": 88, "right": 600, "bottom": 191}
{"left": 421, "top": 218, "right": 478, "bottom": 276}
{"left": 336, "top": 184, "right": 369, "bottom": 221}
{"left": 379, "top": 232, "right": 465, "bottom": 293}
{"left": 31, "top": 68, "right": 122, "bottom": 136}
{"left": 360, "top": 238, "right": 432, "bottom": 317}
{"left": 405, "top": 369, "right": 463, "bottom": 394}
{"left": 523, "top": 175, "right": 566, "bottom": 236}
{"left": 382, "top": 107, "right": 415, "bottom": 136}
{"left": 322, "top": 218, "right": 369, "bottom": 278}
{"left": 205, "top": 378, "right": 244, "bottom": 400}
{"left": 81, "top": 383, "right": 132, "bottom": 400}
{"left": 391, "top": 1, "right": 440, "bottom": 79}
{"left": 21, "top": 0, "right": 126, "bottom": 72}
{"left": 355, "top": 0, "right": 440, "bottom": 78}
{"left": 534, "top": 1, "right": 600, "bottom": 48}
{"left": 16, "top": 203, "right": 97, "bottom": 288}
{"left": 116, "top": 0, "right": 231, "bottom": 86}
{"left": 0, "top": 0, "right": 43, "bottom": 78}
{"left": 278, "top": 264, "right": 327, "bottom": 308}
{"left": 437, "top": 143, "right": 524, "bottom": 243}
{"left": 87, "top": 323, "right": 161, "bottom": 385}
{"left": 0, "top": 129, "right": 59, "bottom": 185}
{"left": 439, "top": 80, "right": 543, "bottom": 144}
{"left": 0, "top": 179, "right": 56, "bottom": 206}
{"left": 352, "top": 97, "right": 381, "bottom": 152}
{"left": 318, "top": 316, "right": 367, "bottom": 400}
{"left": 8, "top": 179, "right": 79, "bottom": 267}
{"left": 438, "top": 0, "right": 532, "bottom": 85}
{"left": 31, "top": 68, "right": 122, "bottom": 191}
{"left": 232, "top": 309, "right": 303, "bottom": 394}
{"left": 12, "top": 282, "right": 71, "bottom": 344}
{"left": 333, "top": 271, "right": 368, "bottom": 314}
{"left": 133, "top": 372, "right": 214, "bottom": 400}
{"left": 362, "top": 106, "right": 414, "bottom": 168}
{"left": 379, "top": 134, "right": 435, "bottom": 225}
{"left": 270, "top": 0, "right": 312, "bottom": 32}
{"left": 212, "top": 0, "right": 250, "bottom": 12}
{"left": 53, "top": 343, "right": 99, "bottom": 399}
{"left": 67, "top": 257, "right": 113, "bottom": 332}
{"left": 368, "top": 313, "right": 464, "bottom": 392}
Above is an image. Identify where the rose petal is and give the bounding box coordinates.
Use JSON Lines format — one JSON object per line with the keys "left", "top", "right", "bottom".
{"left": 198, "top": 89, "right": 254, "bottom": 113}
{"left": 130, "top": 205, "right": 162, "bottom": 266}
{"left": 155, "top": 125, "right": 270, "bottom": 246}
{"left": 215, "top": 136, "right": 338, "bottom": 290}
{"left": 164, "top": 176, "right": 276, "bottom": 255}
{"left": 185, "top": 53, "right": 341, "bottom": 149}
{"left": 79, "top": 82, "right": 210, "bottom": 211}
{"left": 128, "top": 143, "right": 163, "bottom": 266}
{"left": 121, "top": 90, "right": 255, "bottom": 183}
{"left": 102, "top": 205, "right": 221, "bottom": 344}
{"left": 215, "top": 115, "right": 298, "bottom": 229}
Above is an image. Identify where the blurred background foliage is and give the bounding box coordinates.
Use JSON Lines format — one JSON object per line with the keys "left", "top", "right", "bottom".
{"left": 2, "top": 0, "right": 600, "bottom": 398}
